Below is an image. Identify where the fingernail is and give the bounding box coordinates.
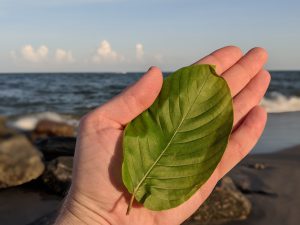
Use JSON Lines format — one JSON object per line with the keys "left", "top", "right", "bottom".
{"left": 147, "top": 66, "right": 154, "bottom": 72}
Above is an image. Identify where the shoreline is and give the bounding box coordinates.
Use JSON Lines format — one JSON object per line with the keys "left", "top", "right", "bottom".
{"left": 3, "top": 110, "right": 300, "bottom": 155}
{"left": 252, "top": 111, "right": 300, "bottom": 154}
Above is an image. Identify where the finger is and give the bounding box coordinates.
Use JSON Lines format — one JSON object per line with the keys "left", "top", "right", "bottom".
{"left": 222, "top": 47, "right": 268, "bottom": 97}
{"left": 175, "top": 106, "right": 266, "bottom": 223}
{"left": 193, "top": 46, "right": 243, "bottom": 74}
{"left": 233, "top": 70, "right": 270, "bottom": 127}
{"left": 216, "top": 106, "right": 267, "bottom": 179}
{"left": 91, "top": 67, "right": 163, "bottom": 126}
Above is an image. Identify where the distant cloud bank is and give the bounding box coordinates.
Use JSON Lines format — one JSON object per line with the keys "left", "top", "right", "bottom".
{"left": 10, "top": 45, "right": 75, "bottom": 64}
{"left": 9, "top": 40, "right": 163, "bottom": 67}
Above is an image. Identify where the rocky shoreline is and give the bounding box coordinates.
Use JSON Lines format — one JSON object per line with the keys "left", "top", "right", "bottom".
{"left": 0, "top": 116, "right": 299, "bottom": 225}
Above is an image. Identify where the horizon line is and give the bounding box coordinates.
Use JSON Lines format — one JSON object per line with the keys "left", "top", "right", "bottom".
{"left": 1, "top": 69, "right": 300, "bottom": 74}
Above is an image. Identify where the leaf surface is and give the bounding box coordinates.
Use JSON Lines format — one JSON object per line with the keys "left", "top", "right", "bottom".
{"left": 122, "top": 64, "right": 233, "bottom": 213}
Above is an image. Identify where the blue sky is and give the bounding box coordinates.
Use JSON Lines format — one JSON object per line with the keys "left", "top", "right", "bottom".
{"left": 0, "top": 0, "right": 299, "bottom": 72}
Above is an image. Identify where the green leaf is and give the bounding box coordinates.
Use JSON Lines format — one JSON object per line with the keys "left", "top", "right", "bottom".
{"left": 122, "top": 64, "right": 233, "bottom": 213}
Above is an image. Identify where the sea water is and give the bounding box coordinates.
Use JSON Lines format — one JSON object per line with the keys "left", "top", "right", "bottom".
{"left": 0, "top": 71, "right": 300, "bottom": 153}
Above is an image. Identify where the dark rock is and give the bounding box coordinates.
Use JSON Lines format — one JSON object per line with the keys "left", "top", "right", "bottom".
{"left": 183, "top": 177, "right": 251, "bottom": 225}
{"left": 26, "top": 210, "right": 58, "bottom": 225}
{"left": 42, "top": 156, "right": 73, "bottom": 195}
{"left": 230, "top": 170, "right": 277, "bottom": 196}
{"left": 32, "top": 120, "right": 76, "bottom": 140}
{"left": 246, "top": 162, "right": 267, "bottom": 170}
{"left": 35, "top": 137, "right": 76, "bottom": 160}
{"left": 0, "top": 135, "right": 45, "bottom": 188}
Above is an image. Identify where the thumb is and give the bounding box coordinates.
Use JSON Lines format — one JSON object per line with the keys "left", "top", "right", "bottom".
{"left": 94, "top": 66, "right": 163, "bottom": 125}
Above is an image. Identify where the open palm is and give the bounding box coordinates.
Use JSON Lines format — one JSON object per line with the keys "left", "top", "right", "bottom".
{"left": 56, "top": 46, "right": 270, "bottom": 225}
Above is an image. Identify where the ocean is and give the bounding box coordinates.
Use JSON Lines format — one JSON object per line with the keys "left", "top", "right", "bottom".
{"left": 0, "top": 71, "right": 300, "bottom": 153}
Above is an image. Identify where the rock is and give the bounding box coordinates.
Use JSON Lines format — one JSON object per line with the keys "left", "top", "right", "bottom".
{"left": 247, "top": 162, "right": 267, "bottom": 170}
{"left": 183, "top": 177, "right": 251, "bottom": 225}
{"left": 0, "top": 135, "right": 45, "bottom": 188}
{"left": 0, "top": 115, "right": 6, "bottom": 126}
{"left": 35, "top": 137, "right": 76, "bottom": 160}
{"left": 42, "top": 156, "right": 73, "bottom": 195}
{"left": 0, "top": 116, "right": 18, "bottom": 139}
{"left": 0, "top": 116, "right": 7, "bottom": 136}
{"left": 230, "top": 171, "right": 277, "bottom": 196}
{"left": 32, "top": 120, "right": 75, "bottom": 140}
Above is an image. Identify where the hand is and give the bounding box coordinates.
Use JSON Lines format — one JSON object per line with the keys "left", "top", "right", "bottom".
{"left": 55, "top": 46, "right": 269, "bottom": 225}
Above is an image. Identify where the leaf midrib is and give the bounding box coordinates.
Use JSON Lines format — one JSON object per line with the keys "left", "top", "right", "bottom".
{"left": 132, "top": 70, "right": 210, "bottom": 197}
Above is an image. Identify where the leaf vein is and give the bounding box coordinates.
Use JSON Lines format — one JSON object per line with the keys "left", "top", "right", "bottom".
{"left": 156, "top": 143, "right": 224, "bottom": 167}
{"left": 131, "top": 69, "right": 210, "bottom": 197}
{"left": 174, "top": 106, "right": 229, "bottom": 142}
{"left": 145, "top": 162, "right": 217, "bottom": 183}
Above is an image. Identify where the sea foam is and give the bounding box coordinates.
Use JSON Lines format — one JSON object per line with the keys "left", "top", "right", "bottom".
{"left": 261, "top": 92, "right": 300, "bottom": 113}
{"left": 9, "top": 112, "right": 79, "bottom": 131}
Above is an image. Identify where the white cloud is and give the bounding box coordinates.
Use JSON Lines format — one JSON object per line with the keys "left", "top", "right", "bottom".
{"left": 55, "top": 48, "right": 75, "bottom": 63}
{"left": 136, "top": 43, "right": 144, "bottom": 60}
{"left": 10, "top": 45, "right": 75, "bottom": 64}
{"left": 92, "top": 40, "right": 123, "bottom": 63}
{"left": 21, "top": 45, "right": 48, "bottom": 63}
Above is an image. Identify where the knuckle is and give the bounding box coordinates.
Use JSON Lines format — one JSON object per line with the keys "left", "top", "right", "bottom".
{"left": 126, "top": 90, "right": 146, "bottom": 111}
{"left": 236, "top": 62, "right": 252, "bottom": 83}
{"left": 234, "top": 100, "right": 246, "bottom": 122}
{"left": 243, "top": 118, "right": 261, "bottom": 140}
{"left": 231, "top": 136, "right": 245, "bottom": 160}
{"left": 246, "top": 84, "right": 261, "bottom": 104}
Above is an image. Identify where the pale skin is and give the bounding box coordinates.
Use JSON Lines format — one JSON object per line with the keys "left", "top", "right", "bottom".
{"left": 55, "top": 46, "right": 270, "bottom": 225}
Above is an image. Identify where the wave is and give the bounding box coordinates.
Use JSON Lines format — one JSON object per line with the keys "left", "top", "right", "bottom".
{"left": 5, "top": 92, "right": 300, "bottom": 131}
{"left": 8, "top": 111, "right": 80, "bottom": 131}
{"left": 261, "top": 92, "right": 300, "bottom": 113}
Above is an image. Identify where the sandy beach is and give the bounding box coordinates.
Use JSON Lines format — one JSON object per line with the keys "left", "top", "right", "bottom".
{"left": 1, "top": 143, "right": 299, "bottom": 225}
{"left": 183, "top": 145, "right": 300, "bottom": 225}
{"left": 227, "top": 146, "right": 300, "bottom": 225}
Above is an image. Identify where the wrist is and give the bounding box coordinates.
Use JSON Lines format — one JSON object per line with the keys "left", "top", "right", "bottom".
{"left": 55, "top": 194, "right": 112, "bottom": 225}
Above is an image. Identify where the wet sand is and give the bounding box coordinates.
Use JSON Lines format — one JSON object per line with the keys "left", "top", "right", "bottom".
{"left": 253, "top": 111, "right": 300, "bottom": 153}
{"left": 0, "top": 181, "right": 61, "bottom": 225}
{"left": 227, "top": 145, "right": 300, "bottom": 225}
